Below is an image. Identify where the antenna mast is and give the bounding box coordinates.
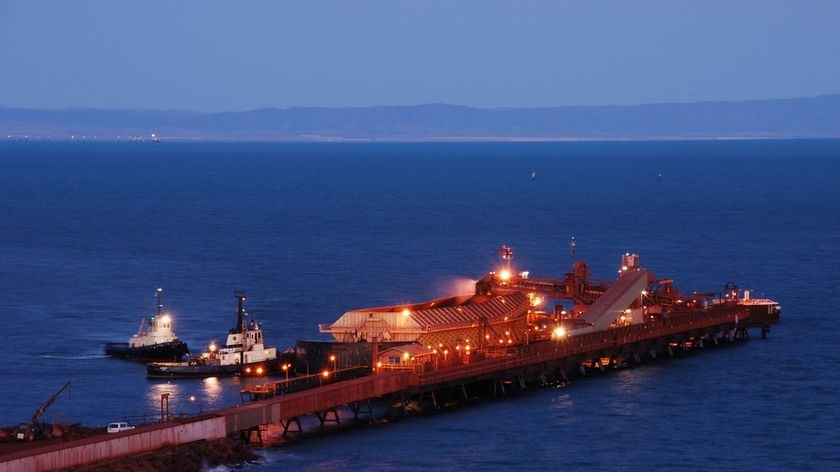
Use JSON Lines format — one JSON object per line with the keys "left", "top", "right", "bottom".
{"left": 496, "top": 244, "right": 514, "bottom": 271}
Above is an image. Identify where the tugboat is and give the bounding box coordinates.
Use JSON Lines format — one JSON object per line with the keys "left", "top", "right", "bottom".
{"left": 146, "top": 291, "right": 284, "bottom": 378}
{"left": 105, "top": 288, "right": 189, "bottom": 362}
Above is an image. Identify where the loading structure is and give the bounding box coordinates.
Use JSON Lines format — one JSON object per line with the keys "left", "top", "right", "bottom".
{"left": 389, "top": 251, "right": 781, "bottom": 409}
{"left": 234, "top": 251, "right": 779, "bottom": 437}
{"left": 316, "top": 250, "right": 779, "bottom": 382}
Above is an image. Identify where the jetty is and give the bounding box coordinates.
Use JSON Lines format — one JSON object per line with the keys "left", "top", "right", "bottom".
{"left": 0, "top": 252, "right": 780, "bottom": 471}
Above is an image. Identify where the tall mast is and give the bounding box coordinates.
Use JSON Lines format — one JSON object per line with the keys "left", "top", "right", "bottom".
{"left": 235, "top": 290, "right": 247, "bottom": 368}
{"left": 150, "top": 286, "right": 164, "bottom": 330}
{"left": 235, "top": 290, "right": 247, "bottom": 333}
{"left": 156, "top": 287, "right": 164, "bottom": 318}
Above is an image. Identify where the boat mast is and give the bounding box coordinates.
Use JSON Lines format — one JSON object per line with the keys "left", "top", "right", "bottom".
{"left": 156, "top": 287, "right": 164, "bottom": 317}
{"left": 152, "top": 286, "right": 164, "bottom": 329}
{"left": 234, "top": 290, "right": 247, "bottom": 333}
{"left": 235, "top": 290, "right": 247, "bottom": 368}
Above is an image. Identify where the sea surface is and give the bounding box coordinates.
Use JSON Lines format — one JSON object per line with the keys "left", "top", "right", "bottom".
{"left": 1, "top": 140, "right": 839, "bottom": 471}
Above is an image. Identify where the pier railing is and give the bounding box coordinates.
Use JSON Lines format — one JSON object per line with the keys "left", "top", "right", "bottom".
{"left": 240, "top": 366, "right": 370, "bottom": 400}
{"left": 410, "top": 305, "right": 748, "bottom": 387}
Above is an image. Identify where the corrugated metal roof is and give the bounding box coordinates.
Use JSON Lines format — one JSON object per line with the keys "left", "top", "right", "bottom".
{"left": 408, "top": 292, "right": 529, "bottom": 329}
{"left": 325, "top": 292, "right": 530, "bottom": 337}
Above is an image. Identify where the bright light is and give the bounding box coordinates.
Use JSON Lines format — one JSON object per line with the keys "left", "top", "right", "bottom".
{"left": 552, "top": 326, "right": 567, "bottom": 339}
{"left": 641, "top": 290, "right": 648, "bottom": 296}
{"left": 256, "top": 367, "right": 264, "bottom": 374}
{"left": 499, "top": 270, "right": 512, "bottom": 281}
{"left": 281, "top": 364, "right": 288, "bottom": 372}
{"left": 208, "top": 343, "right": 217, "bottom": 352}
{"left": 403, "top": 352, "right": 409, "bottom": 359}
{"left": 322, "top": 370, "right": 330, "bottom": 378}
{"left": 329, "top": 354, "right": 336, "bottom": 362}
{"left": 159, "top": 314, "right": 171, "bottom": 325}
{"left": 401, "top": 308, "right": 411, "bottom": 317}
{"left": 531, "top": 296, "right": 543, "bottom": 307}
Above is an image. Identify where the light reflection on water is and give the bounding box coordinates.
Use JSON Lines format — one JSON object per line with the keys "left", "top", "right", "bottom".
{"left": 144, "top": 376, "right": 247, "bottom": 418}
{"left": 202, "top": 376, "right": 222, "bottom": 403}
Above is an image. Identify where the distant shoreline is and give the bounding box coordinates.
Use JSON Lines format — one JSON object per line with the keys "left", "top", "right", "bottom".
{"left": 3, "top": 94, "right": 840, "bottom": 141}
{"left": 2, "top": 135, "right": 838, "bottom": 144}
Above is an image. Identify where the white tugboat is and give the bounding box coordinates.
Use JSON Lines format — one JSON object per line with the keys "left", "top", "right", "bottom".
{"left": 105, "top": 287, "right": 189, "bottom": 362}
{"left": 146, "top": 291, "right": 285, "bottom": 378}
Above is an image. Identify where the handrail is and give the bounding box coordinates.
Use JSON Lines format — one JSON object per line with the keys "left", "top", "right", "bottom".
{"left": 411, "top": 306, "right": 748, "bottom": 387}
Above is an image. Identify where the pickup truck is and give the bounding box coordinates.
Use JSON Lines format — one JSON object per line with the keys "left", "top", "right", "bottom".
{"left": 106, "top": 422, "right": 135, "bottom": 433}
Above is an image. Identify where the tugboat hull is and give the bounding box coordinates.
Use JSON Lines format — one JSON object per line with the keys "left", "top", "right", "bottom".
{"left": 105, "top": 340, "right": 189, "bottom": 363}
{"left": 146, "top": 356, "right": 285, "bottom": 379}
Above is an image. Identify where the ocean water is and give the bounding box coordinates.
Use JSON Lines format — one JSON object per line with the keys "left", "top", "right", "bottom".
{"left": 1, "top": 140, "right": 839, "bottom": 471}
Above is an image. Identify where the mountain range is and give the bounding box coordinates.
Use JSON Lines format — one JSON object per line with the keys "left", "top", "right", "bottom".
{"left": 2, "top": 94, "right": 840, "bottom": 141}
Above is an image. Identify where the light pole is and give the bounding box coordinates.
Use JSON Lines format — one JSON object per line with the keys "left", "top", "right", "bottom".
{"left": 160, "top": 393, "right": 170, "bottom": 423}
{"left": 329, "top": 354, "right": 337, "bottom": 373}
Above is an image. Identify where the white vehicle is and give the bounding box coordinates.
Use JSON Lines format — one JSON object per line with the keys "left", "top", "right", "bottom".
{"left": 106, "top": 422, "right": 135, "bottom": 433}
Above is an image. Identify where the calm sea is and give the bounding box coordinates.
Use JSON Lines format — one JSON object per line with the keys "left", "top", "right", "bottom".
{"left": 1, "top": 140, "right": 838, "bottom": 471}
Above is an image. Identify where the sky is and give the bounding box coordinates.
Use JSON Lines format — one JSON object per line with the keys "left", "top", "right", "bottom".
{"left": 1, "top": 0, "right": 839, "bottom": 112}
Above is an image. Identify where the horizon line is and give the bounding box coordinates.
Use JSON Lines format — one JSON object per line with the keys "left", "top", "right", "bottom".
{"left": 2, "top": 92, "right": 839, "bottom": 115}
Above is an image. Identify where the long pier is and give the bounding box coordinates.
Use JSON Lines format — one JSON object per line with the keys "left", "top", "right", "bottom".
{"left": 1, "top": 304, "right": 776, "bottom": 472}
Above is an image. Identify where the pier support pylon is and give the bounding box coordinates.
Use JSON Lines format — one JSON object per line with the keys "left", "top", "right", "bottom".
{"left": 241, "top": 425, "right": 263, "bottom": 446}
{"left": 280, "top": 417, "right": 302, "bottom": 439}
{"left": 316, "top": 408, "right": 341, "bottom": 428}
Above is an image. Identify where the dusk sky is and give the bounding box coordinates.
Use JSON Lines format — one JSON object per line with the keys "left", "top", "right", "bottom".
{"left": 2, "top": 0, "right": 839, "bottom": 112}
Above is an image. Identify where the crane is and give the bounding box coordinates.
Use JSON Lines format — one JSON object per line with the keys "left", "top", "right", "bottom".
{"left": 17, "top": 381, "right": 71, "bottom": 441}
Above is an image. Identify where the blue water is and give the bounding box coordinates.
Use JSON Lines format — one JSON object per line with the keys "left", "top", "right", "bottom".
{"left": 1, "top": 140, "right": 839, "bottom": 471}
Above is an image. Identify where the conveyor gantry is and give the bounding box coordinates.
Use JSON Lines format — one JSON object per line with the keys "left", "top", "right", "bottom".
{"left": 575, "top": 269, "right": 652, "bottom": 333}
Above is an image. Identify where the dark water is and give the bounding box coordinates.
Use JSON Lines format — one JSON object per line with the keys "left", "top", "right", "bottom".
{"left": 1, "top": 140, "right": 838, "bottom": 471}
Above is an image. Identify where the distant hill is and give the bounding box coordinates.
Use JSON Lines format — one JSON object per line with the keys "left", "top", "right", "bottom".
{"left": 3, "top": 94, "right": 840, "bottom": 140}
